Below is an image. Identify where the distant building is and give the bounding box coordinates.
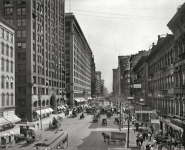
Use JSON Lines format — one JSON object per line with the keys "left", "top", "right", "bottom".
{"left": 118, "top": 55, "right": 130, "bottom": 100}
{"left": 0, "top": 16, "right": 21, "bottom": 130}
{"left": 112, "top": 68, "right": 119, "bottom": 97}
{"left": 65, "top": 13, "right": 92, "bottom": 106}
{"left": 91, "top": 55, "right": 96, "bottom": 98}
{"left": 101, "top": 79, "right": 104, "bottom": 96}
{"left": 95, "top": 71, "right": 101, "bottom": 97}
{"left": 129, "top": 50, "right": 149, "bottom": 102}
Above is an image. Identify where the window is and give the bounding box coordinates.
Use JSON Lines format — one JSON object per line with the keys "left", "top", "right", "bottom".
{"left": 10, "top": 34, "right": 13, "bottom": 43}
{"left": 1, "top": 28, "right": 4, "bottom": 38}
{"left": 2, "top": 94, "right": 5, "bottom": 106}
{"left": 17, "top": 0, "right": 26, "bottom": 4}
{"left": 6, "top": 79, "right": 9, "bottom": 89}
{"left": 6, "top": 60, "right": 9, "bottom": 72}
{"left": 6, "top": 45, "right": 9, "bottom": 56}
{"left": 10, "top": 80, "right": 13, "bottom": 89}
{"left": 1, "top": 58, "right": 4, "bottom": 71}
{"left": 10, "top": 61, "right": 13, "bottom": 73}
{"left": 6, "top": 18, "right": 13, "bottom": 24}
{"left": 4, "top": 0, "right": 13, "bottom": 4}
{"left": 18, "top": 99, "right": 26, "bottom": 107}
{"left": 17, "top": 53, "right": 26, "bottom": 60}
{"left": 17, "top": 42, "right": 26, "bottom": 48}
{"left": 18, "top": 87, "right": 26, "bottom": 94}
{"left": 1, "top": 76, "right": 5, "bottom": 88}
{"left": 17, "top": 76, "right": 26, "bottom": 83}
{"left": 17, "top": 64, "right": 26, "bottom": 71}
{"left": 5, "top": 8, "right": 13, "bottom": 15}
{"left": 1, "top": 42, "right": 4, "bottom": 54}
{"left": 17, "top": 30, "right": 26, "bottom": 37}
{"left": 10, "top": 47, "right": 13, "bottom": 57}
{"left": 6, "top": 31, "right": 9, "bottom": 40}
{"left": 17, "top": 8, "right": 26, "bottom": 15}
{"left": 17, "top": 19, "right": 26, "bottom": 26}
{"left": 11, "top": 94, "right": 13, "bottom": 105}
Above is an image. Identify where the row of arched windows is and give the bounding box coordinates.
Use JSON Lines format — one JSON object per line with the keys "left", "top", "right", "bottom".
{"left": 1, "top": 42, "right": 14, "bottom": 58}
{"left": 1, "top": 93, "right": 14, "bottom": 106}
{"left": 1, "top": 76, "right": 14, "bottom": 89}
{"left": 1, "top": 57, "right": 13, "bottom": 73}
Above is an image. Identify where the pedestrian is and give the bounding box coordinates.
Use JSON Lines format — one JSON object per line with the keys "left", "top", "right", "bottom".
{"left": 148, "top": 132, "right": 152, "bottom": 141}
{"left": 140, "top": 137, "right": 143, "bottom": 146}
{"left": 133, "top": 126, "right": 136, "bottom": 134}
{"left": 136, "top": 138, "right": 140, "bottom": 147}
{"left": 150, "top": 144, "right": 154, "bottom": 150}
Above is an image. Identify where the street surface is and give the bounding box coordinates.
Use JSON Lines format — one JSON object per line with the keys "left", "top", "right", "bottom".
{"left": 1, "top": 112, "right": 155, "bottom": 150}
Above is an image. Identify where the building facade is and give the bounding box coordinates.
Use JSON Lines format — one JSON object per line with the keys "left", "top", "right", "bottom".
{"left": 118, "top": 55, "right": 130, "bottom": 100}
{"left": 0, "top": 0, "right": 66, "bottom": 122}
{"left": 65, "top": 13, "right": 92, "bottom": 106}
{"left": 101, "top": 79, "right": 104, "bottom": 96}
{"left": 0, "top": 16, "right": 21, "bottom": 130}
{"left": 112, "top": 68, "right": 119, "bottom": 97}
{"left": 129, "top": 50, "right": 149, "bottom": 103}
{"left": 91, "top": 55, "right": 96, "bottom": 99}
{"left": 95, "top": 71, "right": 101, "bottom": 97}
{"left": 133, "top": 56, "right": 149, "bottom": 121}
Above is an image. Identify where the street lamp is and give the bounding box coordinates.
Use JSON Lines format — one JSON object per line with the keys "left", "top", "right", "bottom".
{"left": 127, "top": 108, "right": 130, "bottom": 148}
{"left": 38, "top": 86, "right": 42, "bottom": 130}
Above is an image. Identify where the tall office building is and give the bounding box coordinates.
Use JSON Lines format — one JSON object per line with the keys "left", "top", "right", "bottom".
{"left": 0, "top": 16, "right": 21, "bottom": 130}
{"left": 95, "top": 71, "right": 101, "bottom": 97}
{"left": 112, "top": 68, "right": 119, "bottom": 97}
{"left": 65, "top": 13, "right": 92, "bottom": 106}
{"left": 0, "top": 0, "right": 65, "bottom": 122}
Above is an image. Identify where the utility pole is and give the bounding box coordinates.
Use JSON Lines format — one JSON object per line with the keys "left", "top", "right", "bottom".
{"left": 120, "top": 102, "right": 122, "bottom": 128}
{"left": 127, "top": 109, "right": 130, "bottom": 148}
{"left": 38, "top": 86, "right": 42, "bottom": 130}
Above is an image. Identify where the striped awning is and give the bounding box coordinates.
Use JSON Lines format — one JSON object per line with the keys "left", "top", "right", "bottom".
{"left": 0, "top": 117, "right": 10, "bottom": 126}
{"left": 4, "top": 115, "right": 21, "bottom": 123}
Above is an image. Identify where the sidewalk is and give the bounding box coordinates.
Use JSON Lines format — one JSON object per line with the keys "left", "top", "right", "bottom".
{"left": 120, "top": 121, "right": 156, "bottom": 149}
{"left": 0, "top": 112, "right": 68, "bottom": 135}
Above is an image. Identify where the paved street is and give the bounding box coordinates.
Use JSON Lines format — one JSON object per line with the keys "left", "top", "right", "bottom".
{"left": 1, "top": 112, "right": 156, "bottom": 150}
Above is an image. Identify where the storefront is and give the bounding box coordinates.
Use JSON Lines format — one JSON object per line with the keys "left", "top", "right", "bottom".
{"left": 74, "top": 98, "right": 87, "bottom": 106}
{"left": 35, "top": 108, "right": 54, "bottom": 119}
{"left": 1, "top": 110, "right": 21, "bottom": 130}
{"left": 0, "top": 131, "right": 15, "bottom": 146}
{"left": 134, "top": 102, "right": 152, "bottom": 121}
{"left": 164, "top": 119, "right": 183, "bottom": 142}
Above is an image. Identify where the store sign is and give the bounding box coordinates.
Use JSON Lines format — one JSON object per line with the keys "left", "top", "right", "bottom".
{"left": 135, "top": 111, "right": 154, "bottom": 113}
{"left": 127, "top": 97, "right": 134, "bottom": 99}
{"left": 133, "top": 84, "right": 141, "bottom": 88}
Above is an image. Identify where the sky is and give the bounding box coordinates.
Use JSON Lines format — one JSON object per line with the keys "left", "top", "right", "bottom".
{"left": 65, "top": 0, "right": 185, "bottom": 93}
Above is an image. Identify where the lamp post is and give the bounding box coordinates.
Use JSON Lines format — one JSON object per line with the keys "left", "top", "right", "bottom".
{"left": 127, "top": 108, "right": 130, "bottom": 148}
{"left": 38, "top": 86, "right": 42, "bottom": 130}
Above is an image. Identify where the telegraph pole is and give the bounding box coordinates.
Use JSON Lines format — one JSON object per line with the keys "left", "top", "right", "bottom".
{"left": 127, "top": 109, "right": 130, "bottom": 148}
{"left": 38, "top": 86, "right": 42, "bottom": 130}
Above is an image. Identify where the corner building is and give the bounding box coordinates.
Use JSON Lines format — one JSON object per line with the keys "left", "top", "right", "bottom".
{"left": 0, "top": 17, "right": 21, "bottom": 130}
{"left": 65, "top": 13, "right": 92, "bottom": 107}
{"left": 0, "top": 0, "right": 65, "bottom": 122}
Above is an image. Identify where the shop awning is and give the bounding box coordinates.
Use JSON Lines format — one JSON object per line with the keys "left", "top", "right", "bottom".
{"left": 0, "top": 117, "right": 10, "bottom": 126}
{"left": 80, "top": 98, "right": 87, "bottom": 102}
{"left": 44, "top": 109, "right": 50, "bottom": 114}
{"left": 4, "top": 115, "right": 21, "bottom": 123}
{"left": 75, "top": 98, "right": 81, "bottom": 102}
{"left": 57, "top": 106, "right": 62, "bottom": 110}
{"left": 151, "top": 119, "right": 160, "bottom": 124}
{"left": 166, "top": 122, "right": 183, "bottom": 132}
{"left": 36, "top": 109, "right": 46, "bottom": 115}
{"left": 61, "top": 105, "right": 66, "bottom": 109}
{"left": 48, "top": 108, "right": 54, "bottom": 113}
